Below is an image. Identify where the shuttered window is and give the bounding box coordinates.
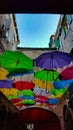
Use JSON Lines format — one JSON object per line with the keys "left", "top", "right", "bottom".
{"left": 66, "top": 14, "right": 72, "bottom": 25}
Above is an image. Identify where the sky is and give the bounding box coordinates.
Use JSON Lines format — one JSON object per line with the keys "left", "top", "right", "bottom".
{"left": 15, "top": 14, "right": 60, "bottom": 48}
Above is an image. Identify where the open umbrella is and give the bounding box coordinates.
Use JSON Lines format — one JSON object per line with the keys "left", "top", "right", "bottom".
{"left": 53, "top": 79, "right": 73, "bottom": 90}
{"left": 0, "top": 67, "right": 9, "bottom": 79}
{"left": 0, "top": 79, "right": 13, "bottom": 88}
{"left": 60, "top": 65, "right": 73, "bottom": 80}
{"left": 22, "top": 99, "right": 35, "bottom": 105}
{"left": 34, "top": 51, "right": 73, "bottom": 69}
{"left": 50, "top": 88, "right": 67, "bottom": 96}
{"left": 0, "top": 88, "right": 19, "bottom": 96}
{"left": 0, "top": 50, "right": 33, "bottom": 75}
{"left": 34, "top": 69, "right": 60, "bottom": 82}
{"left": 13, "top": 81, "right": 35, "bottom": 90}
{"left": 33, "top": 86, "right": 50, "bottom": 96}
{"left": 18, "top": 90, "right": 34, "bottom": 96}
{"left": 32, "top": 79, "right": 54, "bottom": 90}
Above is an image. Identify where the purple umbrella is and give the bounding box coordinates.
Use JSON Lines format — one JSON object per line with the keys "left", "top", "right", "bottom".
{"left": 0, "top": 80, "right": 13, "bottom": 88}
{"left": 34, "top": 51, "right": 73, "bottom": 69}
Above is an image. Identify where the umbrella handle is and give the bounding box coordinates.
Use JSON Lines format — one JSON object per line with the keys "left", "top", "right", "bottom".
{"left": 45, "top": 89, "right": 49, "bottom": 94}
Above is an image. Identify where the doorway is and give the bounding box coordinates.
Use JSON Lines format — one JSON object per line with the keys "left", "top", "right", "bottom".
{"left": 19, "top": 107, "right": 61, "bottom": 130}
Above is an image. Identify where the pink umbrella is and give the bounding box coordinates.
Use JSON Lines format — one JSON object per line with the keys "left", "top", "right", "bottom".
{"left": 60, "top": 65, "right": 73, "bottom": 80}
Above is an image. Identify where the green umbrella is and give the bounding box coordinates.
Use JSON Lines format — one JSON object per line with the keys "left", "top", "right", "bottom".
{"left": 6, "top": 95, "right": 19, "bottom": 99}
{"left": 0, "top": 50, "right": 33, "bottom": 75}
{"left": 22, "top": 99, "right": 35, "bottom": 105}
{"left": 50, "top": 88, "right": 67, "bottom": 96}
{"left": 18, "top": 90, "right": 34, "bottom": 96}
{"left": 34, "top": 69, "right": 60, "bottom": 82}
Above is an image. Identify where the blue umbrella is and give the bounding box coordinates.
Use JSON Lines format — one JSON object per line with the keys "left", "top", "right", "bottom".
{"left": 53, "top": 79, "right": 73, "bottom": 90}
{"left": 47, "top": 98, "right": 59, "bottom": 104}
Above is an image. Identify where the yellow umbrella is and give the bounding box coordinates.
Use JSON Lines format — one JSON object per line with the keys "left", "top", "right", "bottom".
{"left": 32, "top": 78, "right": 54, "bottom": 90}
{"left": 49, "top": 93, "right": 63, "bottom": 99}
{"left": 0, "top": 88, "right": 19, "bottom": 96}
{"left": 0, "top": 67, "right": 9, "bottom": 79}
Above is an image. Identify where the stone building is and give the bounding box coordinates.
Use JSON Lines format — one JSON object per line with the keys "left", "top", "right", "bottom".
{"left": 0, "top": 14, "right": 73, "bottom": 130}
{"left": 54, "top": 14, "right": 73, "bottom": 53}
{"left": 0, "top": 14, "right": 20, "bottom": 54}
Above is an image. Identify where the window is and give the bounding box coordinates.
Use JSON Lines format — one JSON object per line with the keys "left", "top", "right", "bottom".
{"left": 61, "top": 26, "right": 66, "bottom": 38}
{"left": 61, "top": 16, "right": 69, "bottom": 38}
{"left": 66, "top": 15, "right": 72, "bottom": 25}
{"left": 54, "top": 37, "right": 60, "bottom": 49}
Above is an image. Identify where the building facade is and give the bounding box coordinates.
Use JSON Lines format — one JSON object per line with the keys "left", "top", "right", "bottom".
{"left": 0, "top": 14, "right": 20, "bottom": 53}
{"left": 54, "top": 14, "right": 73, "bottom": 53}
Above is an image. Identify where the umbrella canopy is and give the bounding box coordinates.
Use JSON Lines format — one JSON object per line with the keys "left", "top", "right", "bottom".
{"left": 0, "top": 88, "right": 19, "bottom": 96}
{"left": 13, "top": 81, "right": 35, "bottom": 90}
{"left": 0, "top": 79, "right": 13, "bottom": 88}
{"left": 47, "top": 98, "right": 59, "bottom": 104}
{"left": 50, "top": 88, "right": 67, "bottom": 96}
{"left": 60, "top": 65, "right": 73, "bottom": 80}
{"left": 32, "top": 79, "right": 54, "bottom": 90}
{"left": 34, "top": 69, "right": 60, "bottom": 82}
{"left": 0, "top": 67, "right": 9, "bottom": 80}
{"left": 0, "top": 50, "right": 33, "bottom": 75}
{"left": 18, "top": 90, "right": 34, "bottom": 96}
{"left": 33, "top": 86, "right": 50, "bottom": 96}
{"left": 22, "top": 99, "right": 35, "bottom": 105}
{"left": 53, "top": 79, "right": 73, "bottom": 90}
{"left": 34, "top": 51, "right": 73, "bottom": 69}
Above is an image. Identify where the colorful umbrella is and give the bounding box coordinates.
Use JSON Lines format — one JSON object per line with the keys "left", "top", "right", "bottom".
{"left": 53, "top": 79, "right": 73, "bottom": 90}
{"left": 34, "top": 51, "right": 73, "bottom": 69}
{"left": 0, "top": 88, "right": 19, "bottom": 96}
{"left": 47, "top": 98, "right": 59, "bottom": 104}
{"left": 18, "top": 90, "right": 34, "bottom": 96}
{"left": 19, "top": 95, "right": 35, "bottom": 100}
{"left": 34, "top": 69, "right": 60, "bottom": 82}
{"left": 50, "top": 88, "right": 67, "bottom": 96}
{"left": 0, "top": 79, "right": 13, "bottom": 88}
{"left": 35, "top": 97, "right": 47, "bottom": 103}
{"left": 60, "top": 65, "right": 73, "bottom": 80}
{"left": 22, "top": 99, "right": 35, "bottom": 105}
{"left": 6, "top": 95, "right": 19, "bottom": 99}
{"left": 32, "top": 79, "right": 54, "bottom": 90}
{"left": 10, "top": 98, "right": 22, "bottom": 104}
{"left": 0, "top": 67, "right": 9, "bottom": 80}
{"left": 33, "top": 86, "right": 50, "bottom": 96}
{"left": 0, "top": 50, "right": 33, "bottom": 75}
{"left": 13, "top": 81, "right": 35, "bottom": 90}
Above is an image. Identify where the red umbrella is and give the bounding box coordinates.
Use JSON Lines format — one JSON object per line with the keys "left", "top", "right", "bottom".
{"left": 13, "top": 81, "right": 35, "bottom": 90}
{"left": 10, "top": 98, "right": 22, "bottom": 103}
{"left": 60, "top": 65, "right": 73, "bottom": 80}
